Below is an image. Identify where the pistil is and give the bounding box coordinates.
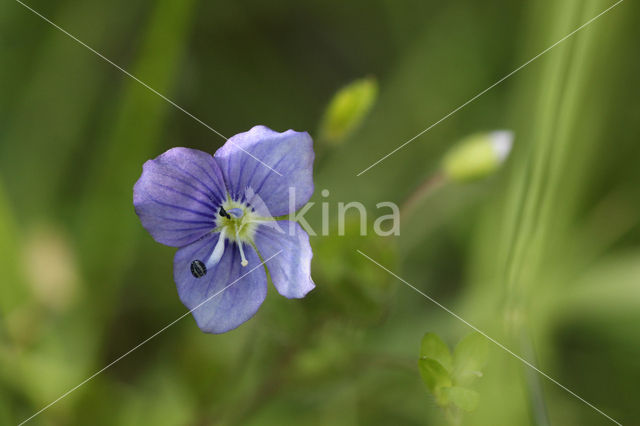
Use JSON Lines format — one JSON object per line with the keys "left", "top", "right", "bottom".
{"left": 206, "top": 228, "right": 227, "bottom": 268}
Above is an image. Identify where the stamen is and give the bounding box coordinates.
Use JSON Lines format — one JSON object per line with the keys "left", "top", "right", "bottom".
{"left": 235, "top": 225, "right": 249, "bottom": 267}
{"left": 237, "top": 242, "right": 249, "bottom": 267}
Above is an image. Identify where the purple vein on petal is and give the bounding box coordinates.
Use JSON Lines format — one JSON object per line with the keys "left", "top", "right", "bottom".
{"left": 187, "top": 161, "right": 226, "bottom": 204}
{"left": 151, "top": 182, "right": 216, "bottom": 212}
{"left": 224, "top": 154, "right": 235, "bottom": 199}
{"left": 224, "top": 248, "right": 241, "bottom": 311}
{"left": 235, "top": 153, "right": 250, "bottom": 201}
{"left": 172, "top": 162, "right": 223, "bottom": 205}
{"left": 252, "top": 154, "right": 290, "bottom": 197}
{"left": 153, "top": 225, "right": 213, "bottom": 233}
{"left": 206, "top": 160, "right": 225, "bottom": 190}
{"left": 181, "top": 231, "right": 213, "bottom": 246}
{"left": 150, "top": 216, "right": 214, "bottom": 226}
{"left": 154, "top": 170, "right": 219, "bottom": 205}
{"left": 149, "top": 196, "right": 216, "bottom": 219}
{"left": 240, "top": 153, "right": 267, "bottom": 203}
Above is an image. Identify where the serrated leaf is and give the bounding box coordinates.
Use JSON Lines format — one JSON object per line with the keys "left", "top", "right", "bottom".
{"left": 453, "top": 332, "right": 488, "bottom": 385}
{"left": 319, "top": 77, "right": 377, "bottom": 145}
{"left": 442, "top": 386, "right": 479, "bottom": 412}
{"left": 418, "top": 357, "right": 452, "bottom": 397}
{"left": 420, "top": 333, "right": 452, "bottom": 372}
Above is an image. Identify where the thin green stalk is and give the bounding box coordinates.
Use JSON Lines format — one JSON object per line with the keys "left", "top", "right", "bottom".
{"left": 400, "top": 171, "right": 447, "bottom": 222}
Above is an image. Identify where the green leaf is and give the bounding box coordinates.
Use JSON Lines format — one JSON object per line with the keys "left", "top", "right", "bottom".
{"left": 453, "top": 332, "right": 488, "bottom": 385}
{"left": 319, "top": 77, "right": 378, "bottom": 145}
{"left": 442, "top": 386, "right": 479, "bottom": 412}
{"left": 418, "top": 357, "right": 452, "bottom": 397}
{"left": 420, "top": 333, "right": 452, "bottom": 372}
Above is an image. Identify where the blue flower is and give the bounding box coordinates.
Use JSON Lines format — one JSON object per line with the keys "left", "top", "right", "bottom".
{"left": 133, "top": 125, "right": 315, "bottom": 333}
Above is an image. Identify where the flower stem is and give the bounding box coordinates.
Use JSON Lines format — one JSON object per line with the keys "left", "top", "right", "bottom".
{"left": 444, "top": 406, "right": 462, "bottom": 426}
{"left": 519, "top": 327, "right": 551, "bottom": 426}
{"left": 400, "top": 171, "right": 447, "bottom": 221}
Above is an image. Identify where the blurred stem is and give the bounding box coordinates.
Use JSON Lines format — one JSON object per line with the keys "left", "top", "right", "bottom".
{"left": 77, "top": 0, "right": 197, "bottom": 307}
{"left": 444, "top": 406, "right": 462, "bottom": 426}
{"left": 0, "top": 179, "right": 28, "bottom": 315}
{"left": 520, "top": 327, "right": 550, "bottom": 426}
{"left": 489, "top": 0, "right": 601, "bottom": 423}
{"left": 227, "top": 342, "right": 302, "bottom": 425}
{"left": 358, "top": 352, "right": 419, "bottom": 374}
{"left": 400, "top": 171, "right": 446, "bottom": 221}
{"left": 313, "top": 137, "right": 335, "bottom": 173}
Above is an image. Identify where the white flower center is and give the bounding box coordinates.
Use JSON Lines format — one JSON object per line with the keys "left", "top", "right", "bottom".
{"left": 209, "top": 201, "right": 262, "bottom": 268}
{"left": 190, "top": 199, "right": 273, "bottom": 278}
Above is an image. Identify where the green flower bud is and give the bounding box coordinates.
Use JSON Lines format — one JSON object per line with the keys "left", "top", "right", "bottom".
{"left": 442, "top": 131, "right": 513, "bottom": 182}
{"left": 319, "top": 77, "right": 378, "bottom": 145}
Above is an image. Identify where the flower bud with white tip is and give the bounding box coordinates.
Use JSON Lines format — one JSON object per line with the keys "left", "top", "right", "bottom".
{"left": 442, "top": 131, "right": 514, "bottom": 182}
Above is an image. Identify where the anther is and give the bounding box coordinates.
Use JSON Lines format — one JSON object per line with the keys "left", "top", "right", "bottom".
{"left": 219, "top": 206, "right": 231, "bottom": 219}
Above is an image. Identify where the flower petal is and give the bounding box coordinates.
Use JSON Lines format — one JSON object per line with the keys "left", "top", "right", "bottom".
{"left": 174, "top": 233, "right": 267, "bottom": 333}
{"left": 254, "top": 220, "right": 314, "bottom": 298}
{"left": 133, "top": 148, "right": 227, "bottom": 247}
{"left": 214, "top": 125, "right": 314, "bottom": 216}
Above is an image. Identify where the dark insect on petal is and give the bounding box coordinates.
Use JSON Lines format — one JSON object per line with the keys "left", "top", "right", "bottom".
{"left": 190, "top": 260, "right": 207, "bottom": 278}
{"left": 174, "top": 233, "right": 268, "bottom": 334}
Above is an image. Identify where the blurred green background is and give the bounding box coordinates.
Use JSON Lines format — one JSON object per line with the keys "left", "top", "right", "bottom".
{"left": 1, "top": 0, "right": 638, "bottom": 424}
